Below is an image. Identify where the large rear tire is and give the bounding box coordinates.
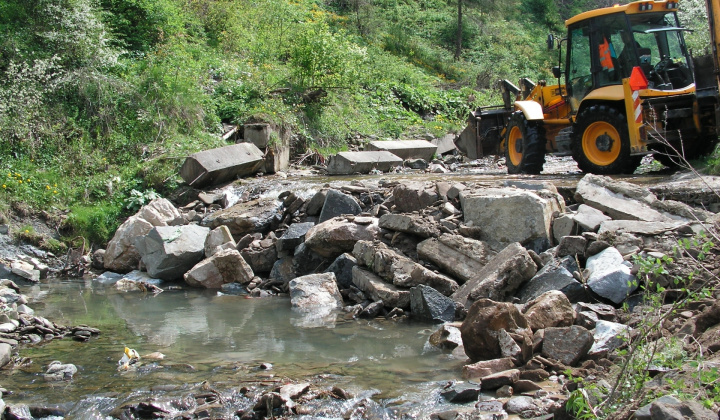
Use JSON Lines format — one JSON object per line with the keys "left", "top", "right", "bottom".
{"left": 572, "top": 105, "right": 638, "bottom": 174}
{"left": 504, "top": 112, "right": 546, "bottom": 174}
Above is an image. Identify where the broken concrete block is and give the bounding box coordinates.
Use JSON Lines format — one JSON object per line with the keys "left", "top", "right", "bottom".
{"left": 574, "top": 204, "right": 611, "bottom": 232}
{"left": 432, "top": 134, "right": 458, "bottom": 155}
{"left": 244, "top": 123, "right": 273, "bottom": 148}
{"left": 326, "top": 151, "right": 402, "bottom": 175}
{"left": 366, "top": 140, "right": 437, "bottom": 161}
{"left": 417, "top": 234, "right": 495, "bottom": 283}
{"left": 180, "top": 143, "right": 264, "bottom": 187}
{"left": 351, "top": 266, "right": 410, "bottom": 309}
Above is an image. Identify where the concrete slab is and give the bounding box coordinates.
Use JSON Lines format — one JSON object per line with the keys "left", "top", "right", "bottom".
{"left": 180, "top": 143, "right": 264, "bottom": 187}
{"left": 243, "top": 123, "right": 272, "bottom": 148}
{"left": 432, "top": 134, "right": 458, "bottom": 155}
{"left": 326, "top": 151, "right": 402, "bottom": 175}
{"left": 366, "top": 140, "right": 437, "bottom": 161}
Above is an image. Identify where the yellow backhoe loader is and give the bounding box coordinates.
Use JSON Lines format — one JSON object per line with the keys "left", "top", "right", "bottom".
{"left": 456, "top": 0, "right": 719, "bottom": 174}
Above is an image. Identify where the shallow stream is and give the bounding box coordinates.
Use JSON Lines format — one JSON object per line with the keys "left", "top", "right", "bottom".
{"left": 5, "top": 279, "right": 469, "bottom": 417}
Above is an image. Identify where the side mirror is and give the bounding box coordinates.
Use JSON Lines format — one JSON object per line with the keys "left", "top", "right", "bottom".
{"left": 552, "top": 66, "right": 562, "bottom": 79}
{"left": 547, "top": 34, "right": 555, "bottom": 50}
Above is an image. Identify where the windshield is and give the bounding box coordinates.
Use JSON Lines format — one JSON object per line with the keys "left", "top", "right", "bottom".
{"left": 629, "top": 12, "right": 693, "bottom": 89}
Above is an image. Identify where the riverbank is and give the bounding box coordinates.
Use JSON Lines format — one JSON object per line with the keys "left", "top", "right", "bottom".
{"left": 0, "top": 169, "right": 719, "bottom": 419}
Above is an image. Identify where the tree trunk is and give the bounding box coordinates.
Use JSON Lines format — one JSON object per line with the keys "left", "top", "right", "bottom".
{"left": 455, "top": 0, "right": 462, "bottom": 60}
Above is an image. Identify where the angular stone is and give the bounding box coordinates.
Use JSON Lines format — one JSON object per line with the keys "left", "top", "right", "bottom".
{"left": 276, "top": 222, "right": 315, "bottom": 252}
{"left": 586, "top": 247, "right": 637, "bottom": 304}
{"left": 292, "top": 242, "right": 327, "bottom": 277}
{"left": 481, "top": 369, "right": 520, "bottom": 390}
{"left": 541, "top": 326, "right": 593, "bottom": 366}
{"left": 462, "top": 357, "right": 516, "bottom": 380}
{"left": 588, "top": 320, "right": 630, "bottom": 357}
{"left": 184, "top": 249, "right": 254, "bottom": 288}
{"left": 516, "top": 256, "right": 584, "bottom": 304}
{"left": 10, "top": 261, "right": 39, "bottom": 282}
{"left": 324, "top": 253, "right": 357, "bottom": 289}
{"left": 505, "top": 396, "right": 542, "bottom": 416}
{"left": 552, "top": 214, "right": 576, "bottom": 244}
{"left": 351, "top": 266, "right": 410, "bottom": 309}
{"left": 460, "top": 299, "right": 532, "bottom": 363}
{"left": 574, "top": 204, "right": 611, "bottom": 232}
{"left": 366, "top": 139, "right": 437, "bottom": 161}
{"left": 326, "top": 151, "right": 403, "bottom": 175}
{"left": 137, "top": 198, "right": 184, "bottom": 227}
{"left": 598, "top": 220, "right": 688, "bottom": 235}
{"left": 410, "top": 284, "right": 456, "bottom": 323}
{"left": 574, "top": 174, "right": 688, "bottom": 222}
{"left": 269, "top": 257, "right": 295, "bottom": 284}
{"left": 135, "top": 225, "right": 210, "bottom": 280}
{"left": 201, "top": 199, "right": 280, "bottom": 236}
{"left": 556, "top": 236, "right": 587, "bottom": 257}
{"left": 180, "top": 143, "right": 264, "bottom": 187}
{"left": 204, "top": 225, "right": 236, "bottom": 258}
{"left": 379, "top": 213, "right": 440, "bottom": 238}
{"left": 318, "top": 190, "right": 361, "bottom": 223}
{"left": 522, "top": 290, "right": 574, "bottom": 331}
{"left": 244, "top": 123, "right": 273, "bottom": 148}
{"left": 461, "top": 187, "right": 564, "bottom": 251}
{"left": 440, "top": 382, "right": 481, "bottom": 403}
{"left": 104, "top": 215, "right": 154, "bottom": 273}
{"left": 44, "top": 361, "right": 77, "bottom": 381}
{"left": 0, "top": 343, "right": 11, "bottom": 368}
{"left": 392, "top": 184, "right": 440, "bottom": 213}
{"left": 305, "top": 190, "right": 327, "bottom": 216}
{"left": 353, "top": 241, "right": 458, "bottom": 296}
{"left": 305, "top": 218, "right": 381, "bottom": 259}
{"left": 289, "top": 273, "right": 343, "bottom": 311}
{"left": 451, "top": 243, "right": 537, "bottom": 307}
{"left": 417, "top": 234, "right": 495, "bottom": 283}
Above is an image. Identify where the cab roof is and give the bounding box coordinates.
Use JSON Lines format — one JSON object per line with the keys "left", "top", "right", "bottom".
{"left": 566, "top": 0, "right": 679, "bottom": 26}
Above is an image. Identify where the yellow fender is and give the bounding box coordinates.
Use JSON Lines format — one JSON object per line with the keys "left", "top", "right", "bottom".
{"left": 514, "top": 100, "right": 545, "bottom": 121}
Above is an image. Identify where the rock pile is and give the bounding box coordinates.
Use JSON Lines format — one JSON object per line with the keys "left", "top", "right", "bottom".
{"left": 94, "top": 173, "right": 720, "bottom": 419}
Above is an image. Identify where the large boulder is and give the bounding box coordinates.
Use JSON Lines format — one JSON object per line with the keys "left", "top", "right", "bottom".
{"left": 460, "top": 299, "right": 533, "bottom": 363}
{"left": 351, "top": 266, "right": 410, "bottom": 309}
{"left": 135, "top": 225, "right": 210, "bottom": 280}
{"left": 204, "top": 225, "right": 236, "bottom": 258}
{"left": 588, "top": 320, "right": 630, "bottom": 357}
{"left": 391, "top": 184, "right": 439, "bottom": 213}
{"left": 179, "top": 143, "right": 264, "bottom": 187}
{"left": 410, "top": 284, "right": 456, "bottom": 323}
{"left": 324, "top": 253, "right": 357, "bottom": 289}
{"left": 318, "top": 190, "right": 361, "bottom": 223}
{"left": 541, "top": 326, "right": 594, "bottom": 366}
{"left": 304, "top": 217, "right": 381, "bottom": 259}
{"left": 289, "top": 273, "right": 343, "bottom": 311}
{"left": 451, "top": 243, "right": 537, "bottom": 307}
{"left": 0, "top": 343, "right": 11, "bottom": 368}
{"left": 586, "top": 247, "right": 637, "bottom": 304}
{"left": 460, "top": 187, "right": 564, "bottom": 251}
{"left": 201, "top": 199, "right": 280, "bottom": 236}
{"left": 184, "top": 249, "right": 254, "bottom": 288}
{"left": 353, "top": 241, "right": 458, "bottom": 296}
{"left": 104, "top": 215, "right": 154, "bottom": 273}
{"left": 417, "top": 234, "right": 495, "bottom": 283}
{"left": 522, "top": 290, "right": 574, "bottom": 331}
{"left": 574, "top": 174, "right": 712, "bottom": 223}
{"left": 241, "top": 242, "right": 278, "bottom": 274}
{"left": 137, "top": 198, "right": 184, "bottom": 227}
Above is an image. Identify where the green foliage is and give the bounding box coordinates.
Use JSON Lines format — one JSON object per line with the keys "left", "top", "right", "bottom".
{"left": 65, "top": 203, "right": 124, "bottom": 245}
{"left": 124, "top": 189, "right": 161, "bottom": 212}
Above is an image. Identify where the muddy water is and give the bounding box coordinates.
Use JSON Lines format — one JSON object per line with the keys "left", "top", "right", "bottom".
{"left": 6, "top": 279, "right": 467, "bottom": 415}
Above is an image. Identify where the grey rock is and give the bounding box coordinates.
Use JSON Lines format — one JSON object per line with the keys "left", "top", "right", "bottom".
{"left": 516, "top": 256, "right": 584, "bottom": 303}
{"left": 460, "top": 299, "right": 532, "bottom": 363}
{"left": 289, "top": 273, "right": 343, "bottom": 311}
{"left": 358, "top": 301, "right": 384, "bottom": 318}
{"left": 552, "top": 214, "right": 576, "bottom": 244}
{"left": 0, "top": 343, "right": 11, "bottom": 368}
{"left": 276, "top": 222, "right": 315, "bottom": 252}
{"left": 556, "top": 236, "right": 587, "bottom": 257}
{"left": 351, "top": 266, "right": 410, "bottom": 309}
{"left": 184, "top": 249, "right": 254, "bottom": 288}
{"left": 379, "top": 213, "right": 440, "bottom": 238}
{"left": 451, "top": 243, "right": 537, "bottom": 308}
{"left": 417, "top": 234, "right": 495, "bottom": 283}
{"left": 574, "top": 204, "right": 611, "bottom": 232}
{"left": 429, "top": 324, "right": 463, "bottom": 350}
{"left": 292, "top": 242, "right": 328, "bottom": 277}
{"left": 269, "top": 257, "right": 295, "bottom": 284}
{"left": 462, "top": 357, "right": 515, "bottom": 380}
{"left": 588, "top": 320, "right": 630, "bottom": 356}
{"left": 392, "top": 184, "right": 440, "bottom": 213}
{"left": 326, "top": 151, "right": 403, "bottom": 175}
{"left": 441, "top": 382, "right": 481, "bottom": 403}
{"left": 201, "top": 199, "right": 279, "bottom": 236}
{"left": 44, "top": 361, "right": 77, "bottom": 381}
{"left": 366, "top": 139, "right": 437, "bottom": 161}
{"left": 241, "top": 245, "right": 278, "bottom": 274}
{"left": 135, "top": 225, "right": 210, "bottom": 280}
{"left": 353, "top": 240, "right": 458, "bottom": 296}
{"left": 541, "top": 326, "right": 594, "bottom": 366}
{"left": 324, "top": 253, "right": 357, "bottom": 289}
{"left": 522, "top": 290, "right": 574, "bottom": 331}
{"left": 204, "top": 225, "right": 236, "bottom": 258}
{"left": 304, "top": 217, "right": 381, "bottom": 259}
{"left": 318, "top": 190, "right": 362, "bottom": 223}
{"left": 505, "top": 396, "right": 542, "bottom": 416}
{"left": 410, "top": 284, "right": 456, "bottom": 323}
{"left": 481, "top": 369, "right": 520, "bottom": 390}
{"left": 460, "top": 187, "right": 564, "bottom": 251}
{"left": 586, "top": 247, "right": 638, "bottom": 304}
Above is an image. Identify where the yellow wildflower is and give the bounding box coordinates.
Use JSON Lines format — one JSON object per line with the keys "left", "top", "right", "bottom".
{"left": 46, "top": 185, "right": 51, "bottom": 190}
{"left": 2, "top": 185, "right": 5, "bottom": 189}
{"left": 53, "top": 190, "right": 57, "bottom": 194}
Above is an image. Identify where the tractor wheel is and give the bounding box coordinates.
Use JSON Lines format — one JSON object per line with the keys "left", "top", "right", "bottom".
{"left": 504, "top": 112, "right": 546, "bottom": 174}
{"left": 572, "top": 105, "right": 638, "bottom": 174}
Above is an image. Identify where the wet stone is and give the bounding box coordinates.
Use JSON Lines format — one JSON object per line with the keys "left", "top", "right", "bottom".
{"left": 441, "top": 382, "right": 481, "bottom": 403}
